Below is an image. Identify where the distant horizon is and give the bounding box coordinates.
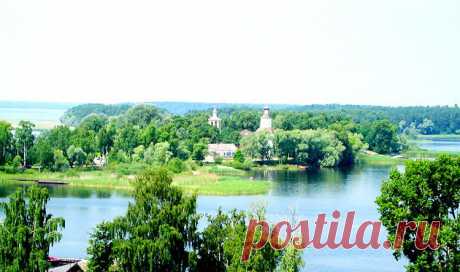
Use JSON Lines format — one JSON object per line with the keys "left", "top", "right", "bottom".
{"left": 0, "top": 99, "right": 457, "bottom": 108}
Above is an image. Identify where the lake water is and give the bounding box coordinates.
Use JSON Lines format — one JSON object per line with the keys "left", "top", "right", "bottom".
{"left": 416, "top": 139, "right": 460, "bottom": 152}
{"left": 0, "top": 164, "right": 408, "bottom": 272}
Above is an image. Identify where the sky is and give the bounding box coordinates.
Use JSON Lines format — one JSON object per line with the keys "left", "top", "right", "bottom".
{"left": 0, "top": 0, "right": 459, "bottom": 106}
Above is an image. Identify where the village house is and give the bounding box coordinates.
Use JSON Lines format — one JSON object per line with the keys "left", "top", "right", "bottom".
{"left": 206, "top": 106, "right": 273, "bottom": 162}
{"left": 205, "top": 143, "right": 237, "bottom": 162}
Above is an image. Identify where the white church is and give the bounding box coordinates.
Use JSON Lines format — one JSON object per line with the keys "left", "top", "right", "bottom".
{"left": 206, "top": 106, "right": 272, "bottom": 162}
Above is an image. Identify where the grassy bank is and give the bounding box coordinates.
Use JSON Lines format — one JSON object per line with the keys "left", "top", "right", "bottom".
{"left": 0, "top": 164, "right": 272, "bottom": 196}
{"left": 357, "top": 153, "right": 405, "bottom": 165}
{"left": 357, "top": 145, "right": 460, "bottom": 166}
{"left": 173, "top": 166, "right": 271, "bottom": 195}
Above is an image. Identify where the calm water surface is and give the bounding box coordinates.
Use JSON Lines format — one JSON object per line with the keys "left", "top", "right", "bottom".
{"left": 0, "top": 164, "right": 409, "bottom": 272}
{"left": 416, "top": 139, "right": 460, "bottom": 152}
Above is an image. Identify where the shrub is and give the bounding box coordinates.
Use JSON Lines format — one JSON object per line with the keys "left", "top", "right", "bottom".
{"left": 167, "top": 158, "right": 185, "bottom": 173}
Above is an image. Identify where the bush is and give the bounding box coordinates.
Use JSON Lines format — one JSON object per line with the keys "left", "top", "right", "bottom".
{"left": 53, "top": 149, "right": 70, "bottom": 171}
{"left": 167, "top": 158, "right": 185, "bottom": 173}
{"left": 1, "top": 156, "right": 23, "bottom": 174}
{"left": 108, "top": 150, "right": 129, "bottom": 163}
{"left": 214, "top": 156, "right": 223, "bottom": 165}
{"left": 224, "top": 159, "right": 253, "bottom": 171}
{"left": 1, "top": 165, "right": 21, "bottom": 174}
{"left": 185, "top": 160, "right": 198, "bottom": 171}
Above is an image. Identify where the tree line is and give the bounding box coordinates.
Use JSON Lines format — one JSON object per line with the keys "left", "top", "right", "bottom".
{"left": 61, "top": 103, "right": 460, "bottom": 134}
{"left": 0, "top": 104, "right": 408, "bottom": 173}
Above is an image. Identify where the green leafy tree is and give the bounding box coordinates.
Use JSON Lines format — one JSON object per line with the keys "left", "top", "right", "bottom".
{"left": 15, "top": 121, "right": 35, "bottom": 167}
{"left": 87, "top": 222, "right": 113, "bottom": 272}
{"left": 376, "top": 155, "right": 460, "bottom": 271}
{"left": 87, "top": 168, "right": 199, "bottom": 271}
{"left": 97, "top": 122, "right": 117, "bottom": 156}
{"left": 67, "top": 145, "right": 87, "bottom": 167}
{"left": 79, "top": 114, "right": 108, "bottom": 133}
{"left": 47, "top": 125, "right": 72, "bottom": 155}
{"left": 167, "top": 158, "right": 185, "bottom": 173}
{"left": 329, "top": 122, "right": 366, "bottom": 166}
{"left": 233, "top": 149, "right": 245, "bottom": 163}
{"left": 175, "top": 142, "right": 191, "bottom": 160}
{"left": 132, "top": 145, "right": 145, "bottom": 162}
{"left": 71, "top": 128, "right": 97, "bottom": 159}
{"left": 53, "top": 149, "right": 70, "bottom": 171}
{"left": 0, "top": 121, "right": 13, "bottom": 165}
{"left": 139, "top": 123, "right": 158, "bottom": 146}
{"left": 417, "top": 118, "right": 435, "bottom": 135}
{"left": 0, "top": 186, "right": 65, "bottom": 272}
{"left": 192, "top": 142, "right": 207, "bottom": 162}
{"left": 240, "top": 131, "right": 274, "bottom": 161}
{"left": 120, "top": 104, "right": 165, "bottom": 128}
{"left": 276, "top": 245, "right": 304, "bottom": 272}
{"left": 31, "top": 136, "right": 54, "bottom": 169}
{"left": 195, "top": 207, "right": 295, "bottom": 272}
{"left": 113, "top": 125, "right": 139, "bottom": 154}
{"left": 153, "top": 142, "right": 172, "bottom": 164}
{"left": 365, "top": 119, "right": 400, "bottom": 154}
{"left": 274, "top": 130, "right": 300, "bottom": 163}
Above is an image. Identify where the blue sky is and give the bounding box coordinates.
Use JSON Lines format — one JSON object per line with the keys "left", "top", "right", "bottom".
{"left": 0, "top": 0, "right": 459, "bottom": 105}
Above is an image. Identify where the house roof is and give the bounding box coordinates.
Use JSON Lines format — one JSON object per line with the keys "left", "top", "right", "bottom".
{"left": 48, "top": 261, "right": 87, "bottom": 272}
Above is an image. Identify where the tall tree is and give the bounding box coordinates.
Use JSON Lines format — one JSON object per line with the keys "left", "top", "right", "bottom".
{"left": 376, "top": 155, "right": 460, "bottom": 271}
{"left": 0, "top": 121, "right": 13, "bottom": 165}
{"left": 364, "top": 119, "right": 400, "bottom": 154}
{"left": 47, "top": 125, "right": 72, "bottom": 154}
{"left": 15, "top": 121, "right": 35, "bottom": 167}
{"left": 0, "top": 186, "right": 65, "bottom": 272}
{"left": 194, "top": 208, "right": 294, "bottom": 272}
{"left": 31, "top": 135, "right": 54, "bottom": 169}
{"left": 87, "top": 168, "right": 199, "bottom": 271}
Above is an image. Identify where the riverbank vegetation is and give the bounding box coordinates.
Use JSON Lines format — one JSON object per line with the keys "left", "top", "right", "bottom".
{"left": 1, "top": 103, "right": 459, "bottom": 194}
{"left": 0, "top": 163, "right": 271, "bottom": 195}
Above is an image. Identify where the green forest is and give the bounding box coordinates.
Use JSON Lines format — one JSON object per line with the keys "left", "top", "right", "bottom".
{"left": 1, "top": 103, "right": 459, "bottom": 174}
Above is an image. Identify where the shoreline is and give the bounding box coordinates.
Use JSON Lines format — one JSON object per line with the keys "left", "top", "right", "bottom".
{"left": 0, "top": 165, "right": 272, "bottom": 196}
{"left": 1, "top": 147, "right": 458, "bottom": 195}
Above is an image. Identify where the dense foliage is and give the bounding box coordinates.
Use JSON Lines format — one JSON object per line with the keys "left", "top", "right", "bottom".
{"left": 0, "top": 186, "right": 65, "bottom": 272}
{"left": 376, "top": 155, "right": 460, "bottom": 271}
{"left": 87, "top": 168, "right": 198, "bottom": 271}
{"left": 4, "top": 102, "right": 459, "bottom": 173}
{"left": 87, "top": 168, "right": 302, "bottom": 272}
{"left": 123, "top": 102, "right": 460, "bottom": 134}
